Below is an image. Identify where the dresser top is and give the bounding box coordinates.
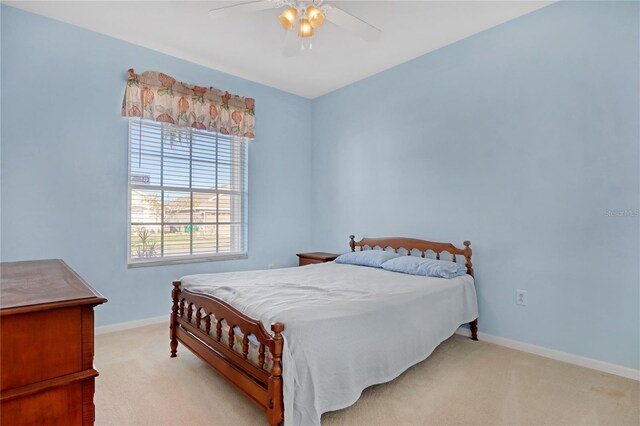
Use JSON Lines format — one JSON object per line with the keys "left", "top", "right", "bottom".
{"left": 1, "top": 259, "right": 106, "bottom": 312}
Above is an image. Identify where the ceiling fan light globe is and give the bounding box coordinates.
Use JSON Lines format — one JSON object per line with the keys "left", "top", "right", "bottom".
{"left": 306, "top": 5, "right": 325, "bottom": 28}
{"left": 278, "top": 7, "right": 298, "bottom": 30}
{"left": 298, "top": 18, "right": 314, "bottom": 38}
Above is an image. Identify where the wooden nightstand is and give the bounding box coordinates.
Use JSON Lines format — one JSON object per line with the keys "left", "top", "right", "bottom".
{"left": 296, "top": 252, "right": 339, "bottom": 266}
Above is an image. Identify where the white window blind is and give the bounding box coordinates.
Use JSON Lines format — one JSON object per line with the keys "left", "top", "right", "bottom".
{"left": 128, "top": 118, "right": 248, "bottom": 266}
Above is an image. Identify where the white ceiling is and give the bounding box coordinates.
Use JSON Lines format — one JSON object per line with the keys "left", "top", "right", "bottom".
{"left": 5, "top": 1, "right": 552, "bottom": 98}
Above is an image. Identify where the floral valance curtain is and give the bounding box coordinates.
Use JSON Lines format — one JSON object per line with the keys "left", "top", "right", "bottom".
{"left": 122, "top": 69, "right": 255, "bottom": 139}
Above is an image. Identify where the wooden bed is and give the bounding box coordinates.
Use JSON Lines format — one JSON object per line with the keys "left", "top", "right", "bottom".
{"left": 169, "top": 236, "right": 478, "bottom": 426}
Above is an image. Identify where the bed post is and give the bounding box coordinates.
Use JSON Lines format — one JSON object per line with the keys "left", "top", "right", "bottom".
{"left": 170, "top": 280, "right": 181, "bottom": 357}
{"left": 267, "top": 322, "right": 285, "bottom": 426}
{"left": 349, "top": 235, "right": 356, "bottom": 252}
{"left": 463, "top": 241, "right": 478, "bottom": 341}
{"left": 463, "top": 241, "right": 473, "bottom": 277}
{"left": 470, "top": 319, "right": 478, "bottom": 341}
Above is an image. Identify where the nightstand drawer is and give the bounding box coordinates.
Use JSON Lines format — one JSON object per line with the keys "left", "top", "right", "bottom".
{"left": 296, "top": 252, "right": 339, "bottom": 266}
{"left": 299, "top": 257, "right": 324, "bottom": 266}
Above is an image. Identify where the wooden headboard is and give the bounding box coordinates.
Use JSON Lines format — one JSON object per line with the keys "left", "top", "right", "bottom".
{"left": 349, "top": 235, "right": 473, "bottom": 276}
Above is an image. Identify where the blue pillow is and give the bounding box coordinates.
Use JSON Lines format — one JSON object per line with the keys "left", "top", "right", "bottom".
{"left": 381, "top": 256, "right": 468, "bottom": 279}
{"left": 335, "top": 250, "right": 401, "bottom": 268}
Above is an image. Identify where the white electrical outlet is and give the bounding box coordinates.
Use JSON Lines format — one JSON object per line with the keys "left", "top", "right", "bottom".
{"left": 268, "top": 264, "right": 274, "bottom": 270}
{"left": 516, "top": 289, "right": 528, "bottom": 306}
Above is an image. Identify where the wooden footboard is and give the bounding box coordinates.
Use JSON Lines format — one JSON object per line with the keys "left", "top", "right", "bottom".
{"left": 169, "top": 281, "right": 284, "bottom": 426}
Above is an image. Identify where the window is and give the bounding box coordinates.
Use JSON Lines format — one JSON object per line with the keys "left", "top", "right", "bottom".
{"left": 128, "top": 118, "right": 248, "bottom": 266}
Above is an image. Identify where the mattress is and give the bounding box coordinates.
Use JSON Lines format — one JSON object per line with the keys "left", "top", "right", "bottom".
{"left": 181, "top": 262, "right": 478, "bottom": 425}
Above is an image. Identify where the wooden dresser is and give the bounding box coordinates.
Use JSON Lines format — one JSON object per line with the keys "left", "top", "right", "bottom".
{"left": 0, "top": 259, "right": 107, "bottom": 425}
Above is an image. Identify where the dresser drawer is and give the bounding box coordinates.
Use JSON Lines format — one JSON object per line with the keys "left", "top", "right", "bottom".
{"left": 1, "top": 381, "right": 83, "bottom": 426}
{"left": 0, "top": 306, "right": 83, "bottom": 391}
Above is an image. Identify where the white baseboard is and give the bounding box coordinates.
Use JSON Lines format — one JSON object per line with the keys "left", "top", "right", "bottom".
{"left": 95, "top": 315, "right": 167, "bottom": 335}
{"left": 456, "top": 327, "right": 639, "bottom": 381}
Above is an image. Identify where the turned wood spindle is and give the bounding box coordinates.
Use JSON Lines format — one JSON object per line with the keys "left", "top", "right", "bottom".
{"left": 205, "top": 315, "right": 211, "bottom": 335}
{"left": 187, "top": 303, "right": 193, "bottom": 323}
{"left": 179, "top": 299, "right": 185, "bottom": 317}
{"left": 195, "top": 308, "right": 202, "bottom": 329}
{"left": 216, "top": 319, "right": 222, "bottom": 341}
{"left": 436, "top": 252, "right": 440, "bottom": 260}
{"left": 242, "top": 334, "right": 249, "bottom": 359}
{"left": 258, "top": 344, "right": 265, "bottom": 368}
{"left": 228, "top": 325, "right": 236, "bottom": 350}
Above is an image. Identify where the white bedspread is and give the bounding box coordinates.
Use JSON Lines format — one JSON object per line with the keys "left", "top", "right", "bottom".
{"left": 181, "top": 262, "right": 478, "bottom": 426}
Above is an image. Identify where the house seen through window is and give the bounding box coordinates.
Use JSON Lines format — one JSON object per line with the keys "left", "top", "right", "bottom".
{"left": 128, "top": 118, "right": 248, "bottom": 265}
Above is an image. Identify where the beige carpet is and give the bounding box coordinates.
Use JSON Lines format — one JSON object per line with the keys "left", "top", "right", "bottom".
{"left": 95, "top": 323, "right": 639, "bottom": 426}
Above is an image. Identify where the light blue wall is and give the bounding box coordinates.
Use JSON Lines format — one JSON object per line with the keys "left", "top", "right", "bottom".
{"left": 310, "top": 1, "right": 639, "bottom": 369}
{"left": 0, "top": 5, "right": 313, "bottom": 326}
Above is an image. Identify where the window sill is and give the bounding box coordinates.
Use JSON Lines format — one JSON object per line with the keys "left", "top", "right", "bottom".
{"left": 128, "top": 253, "right": 248, "bottom": 268}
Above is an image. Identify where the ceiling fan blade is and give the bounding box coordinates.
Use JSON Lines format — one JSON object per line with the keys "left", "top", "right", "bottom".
{"left": 283, "top": 28, "right": 300, "bottom": 56}
{"left": 324, "top": 5, "right": 381, "bottom": 42}
{"left": 208, "top": 1, "right": 277, "bottom": 18}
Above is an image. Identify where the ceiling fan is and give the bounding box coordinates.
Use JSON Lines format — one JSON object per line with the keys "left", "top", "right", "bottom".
{"left": 208, "top": 0, "right": 381, "bottom": 55}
